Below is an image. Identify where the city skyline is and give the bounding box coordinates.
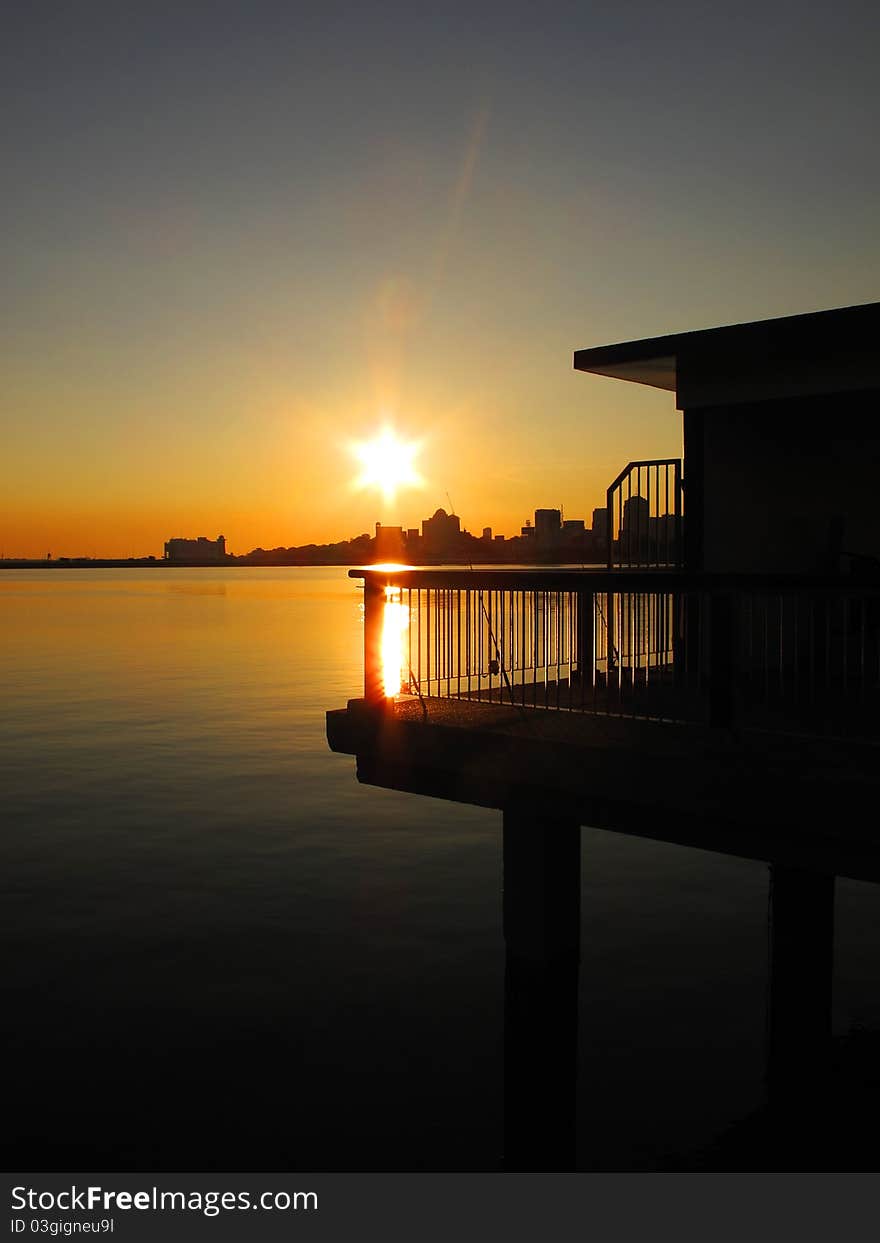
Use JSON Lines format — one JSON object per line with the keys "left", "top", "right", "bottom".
{"left": 3, "top": 1, "right": 880, "bottom": 557}
{"left": 2, "top": 496, "right": 608, "bottom": 563}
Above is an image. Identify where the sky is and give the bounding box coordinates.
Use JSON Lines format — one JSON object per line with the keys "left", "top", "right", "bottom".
{"left": 2, "top": 0, "right": 879, "bottom": 557}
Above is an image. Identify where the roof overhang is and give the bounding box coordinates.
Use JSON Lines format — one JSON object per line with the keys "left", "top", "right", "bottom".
{"left": 572, "top": 346, "right": 677, "bottom": 392}
{"left": 574, "top": 302, "right": 880, "bottom": 409}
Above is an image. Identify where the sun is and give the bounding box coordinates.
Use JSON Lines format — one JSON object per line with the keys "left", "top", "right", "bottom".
{"left": 351, "top": 427, "right": 423, "bottom": 502}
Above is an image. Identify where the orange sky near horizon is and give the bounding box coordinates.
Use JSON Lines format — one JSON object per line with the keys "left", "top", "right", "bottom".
{"left": 2, "top": 312, "right": 683, "bottom": 558}
{"left": 1, "top": 390, "right": 680, "bottom": 558}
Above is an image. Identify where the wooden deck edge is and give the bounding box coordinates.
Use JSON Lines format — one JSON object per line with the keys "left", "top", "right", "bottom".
{"left": 325, "top": 701, "right": 880, "bottom": 881}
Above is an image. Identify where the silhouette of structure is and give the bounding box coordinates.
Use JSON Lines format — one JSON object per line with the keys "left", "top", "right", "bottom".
{"left": 164, "top": 535, "right": 227, "bottom": 563}
{"left": 328, "top": 302, "right": 880, "bottom": 1169}
{"left": 421, "top": 508, "right": 461, "bottom": 556}
{"left": 534, "top": 508, "right": 562, "bottom": 546}
{"left": 218, "top": 496, "right": 611, "bottom": 567}
{"left": 374, "top": 522, "right": 406, "bottom": 562}
{"left": 576, "top": 301, "right": 880, "bottom": 574}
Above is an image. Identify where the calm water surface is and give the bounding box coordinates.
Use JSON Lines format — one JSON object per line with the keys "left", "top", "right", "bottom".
{"left": 3, "top": 568, "right": 879, "bottom": 1170}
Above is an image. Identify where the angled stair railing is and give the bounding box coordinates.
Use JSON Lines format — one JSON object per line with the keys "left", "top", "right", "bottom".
{"left": 606, "top": 458, "right": 683, "bottom": 570}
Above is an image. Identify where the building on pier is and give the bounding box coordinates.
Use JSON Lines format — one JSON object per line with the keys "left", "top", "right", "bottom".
{"left": 327, "top": 301, "right": 880, "bottom": 1169}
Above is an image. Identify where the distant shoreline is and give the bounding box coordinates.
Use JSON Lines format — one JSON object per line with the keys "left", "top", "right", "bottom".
{"left": 0, "top": 557, "right": 579, "bottom": 570}
{"left": 1, "top": 559, "right": 347, "bottom": 569}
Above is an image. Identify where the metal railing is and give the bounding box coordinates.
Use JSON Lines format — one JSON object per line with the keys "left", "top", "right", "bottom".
{"left": 357, "top": 568, "right": 880, "bottom": 740}
{"left": 606, "top": 459, "right": 682, "bottom": 569}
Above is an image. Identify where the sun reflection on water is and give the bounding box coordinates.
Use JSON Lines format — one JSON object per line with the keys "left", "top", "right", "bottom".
{"left": 382, "top": 585, "right": 409, "bottom": 697}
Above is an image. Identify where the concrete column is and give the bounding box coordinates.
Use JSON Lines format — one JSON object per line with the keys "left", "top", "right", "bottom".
{"left": 502, "top": 807, "right": 581, "bottom": 1171}
{"left": 363, "top": 579, "right": 386, "bottom": 705}
{"left": 767, "top": 864, "right": 835, "bottom": 1111}
{"left": 575, "top": 591, "right": 594, "bottom": 687}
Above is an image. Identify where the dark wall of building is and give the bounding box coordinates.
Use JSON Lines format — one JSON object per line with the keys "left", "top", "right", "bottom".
{"left": 688, "top": 390, "right": 880, "bottom": 573}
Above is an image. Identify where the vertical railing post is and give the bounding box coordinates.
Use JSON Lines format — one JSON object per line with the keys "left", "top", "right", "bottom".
{"left": 605, "top": 476, "right": 616, "bottom": 675}
{"left": 606, "top": 590, "right": 617, "bottom": 674}
{"left": 575, "top": 590, "right": 594, "bottom": 685}
{"left": 673, "top": 459, "right": 683, "bottom": 569}
{"left": 672, "top": 588, "right": 686, "bottom": 690}
{"left": 709, "top": 590, "right": 736, "bottom": 726}
{"left": 363, "top": 577, "right": 386, "bottom": 706}
{"left": 606, "top": 481, "right": 615, "bottom": 570}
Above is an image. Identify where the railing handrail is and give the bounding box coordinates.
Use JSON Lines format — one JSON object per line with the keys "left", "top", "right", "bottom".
{"left": 605, "top": 457, "right": 683, "bottom": 496}
{"left": 356, "top": 564, "right": 880, "bottom": 740}
{"left": 349, "top": 566, "right": 880, "bottom": 595}
{"left": 606, "top": 457, "right": 683, "bottom": 570}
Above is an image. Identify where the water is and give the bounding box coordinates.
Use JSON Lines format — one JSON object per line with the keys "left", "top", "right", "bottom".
{"left": 2, "top": 567, "right": 879, "bottom": 1170}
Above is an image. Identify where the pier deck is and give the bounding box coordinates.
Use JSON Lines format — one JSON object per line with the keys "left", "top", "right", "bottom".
{"left": 327, "top": 694, "right": 880, "bottom": 883}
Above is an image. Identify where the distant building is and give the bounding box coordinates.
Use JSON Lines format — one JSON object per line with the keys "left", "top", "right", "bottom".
{"left": 534, "top": 509, "right": 562, "bottom": 545}
{"left": 422, "top": 508, "right": 461, "bottom": 555}
{"left": 591, "top": 507, "right": 609, "bottom": 543}
{"left": 621, "top": 495, "right": 650, "bottom": 534}
{"left": 374, "top": 523, "right": 405, "bottom": 561}
{"left": 164, "top": 535, "right": 227, "bottom": 563}
{"left": 557, "top": 519, "right": 583, "bottom": 553}
{"left": 482, "top": 527, "right": 493, "bottom": 541}
{"left": 649, "top": 513, "right": 678, "bottom": 559}
{"left": 619, "top": 496, "right": 650, "bottom": 560}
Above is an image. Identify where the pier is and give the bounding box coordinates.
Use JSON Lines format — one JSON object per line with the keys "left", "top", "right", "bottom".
{"left": 326, "top": 303, "right": 880, "bottom": 1168}
{"left": 327, "top": 565, "right": 880, "bottom": 1167}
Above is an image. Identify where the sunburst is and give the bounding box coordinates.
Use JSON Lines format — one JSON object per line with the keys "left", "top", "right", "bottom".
{"left": 351, "top": 427, "right": 423, "bottom": 502}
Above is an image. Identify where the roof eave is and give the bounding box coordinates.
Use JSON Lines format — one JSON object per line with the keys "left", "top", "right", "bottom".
{"left": 572, "top": 350, "right": 677, "bottom": 392}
